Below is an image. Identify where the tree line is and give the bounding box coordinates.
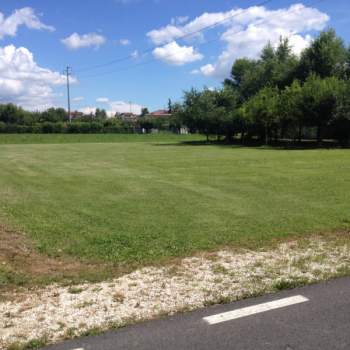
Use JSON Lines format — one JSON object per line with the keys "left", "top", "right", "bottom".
{"left": 0, "top": 104, "right": 179, "bottom": 134}
{"left": 0, "top": 105, "right": 131, "bottom": 133}
{"left": 174, "top": 29, "right": 350, "bottom": 146}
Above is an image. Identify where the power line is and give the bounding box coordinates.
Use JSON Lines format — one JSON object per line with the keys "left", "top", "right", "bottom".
{"left": 75, "top": 0, "right": 273, "bottom": 74}
{"left": 77, "top": 0, "right": 326, "bottom": 81}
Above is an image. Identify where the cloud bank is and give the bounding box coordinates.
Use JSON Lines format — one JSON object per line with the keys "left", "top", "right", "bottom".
{"left": 148, "top": 3, "right": 329, "bottom": 77}
{"left": 0, "top": 45, "right": 69, "bottom": 110}
{"left": 0, "top": 7, "right": 54, "bottom": 39}
{"left": 80, "top": 100, "right": 143, "bottom": 116}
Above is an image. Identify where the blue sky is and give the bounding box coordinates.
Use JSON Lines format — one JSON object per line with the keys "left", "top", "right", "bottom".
{"left": 0, "top": 0, "right": 349, "bottom": 114}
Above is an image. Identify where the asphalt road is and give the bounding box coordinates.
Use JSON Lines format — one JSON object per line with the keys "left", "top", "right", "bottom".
{"left": 45, "top": 277, "right": 350, "bottom": 350}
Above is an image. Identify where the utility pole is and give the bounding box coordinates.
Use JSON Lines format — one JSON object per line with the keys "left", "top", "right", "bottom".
{"left": 64, "top": 66, "right": 72, "bottom": 122}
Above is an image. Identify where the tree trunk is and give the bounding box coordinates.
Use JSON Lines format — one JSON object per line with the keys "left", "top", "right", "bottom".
{"left": 281, "top": 128, "right": 285, "bottom": 140}
{"left": 240, "top": 131, "right": 245, "bottom": 144}
{"left": 317, "top": 125, "right": 322, "bottom": 145}
{"left": 298, "top": 123, "right": 302, "bottom": 143}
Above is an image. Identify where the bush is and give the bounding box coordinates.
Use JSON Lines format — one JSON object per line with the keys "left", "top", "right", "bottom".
{"left": 41, "top": 122, "right": 65, "bottom": 133}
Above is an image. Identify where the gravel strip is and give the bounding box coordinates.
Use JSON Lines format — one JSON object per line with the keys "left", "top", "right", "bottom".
{"left": 1, "top": 237, "right": 350, "bottom": 349}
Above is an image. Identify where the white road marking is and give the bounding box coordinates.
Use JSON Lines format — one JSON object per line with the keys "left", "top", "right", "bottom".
{"left": 71, "top": 348, "right": 84, "bottom": 350}
{"left": 203, "top": 295, "right": 309, "bottom": 325}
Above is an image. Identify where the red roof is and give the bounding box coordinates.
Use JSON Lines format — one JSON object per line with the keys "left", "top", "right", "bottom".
{"left": 149, "top": 109, "right": 171, "bottom": 116}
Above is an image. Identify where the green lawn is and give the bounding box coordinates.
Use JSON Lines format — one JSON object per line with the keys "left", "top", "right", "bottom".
{"left": 1, "top": 134, "right": 350, "bottom": 267}
{"left": 0, "top": 133, "right": 203, "bottom": 145}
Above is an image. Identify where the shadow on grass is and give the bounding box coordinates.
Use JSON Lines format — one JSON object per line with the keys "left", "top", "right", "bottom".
{"left": 153, "top": 139, "right": 348, "bottom": 150}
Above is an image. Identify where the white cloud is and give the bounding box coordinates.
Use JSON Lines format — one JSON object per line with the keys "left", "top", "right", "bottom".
{"left": 79, "top": 106, "right": 96, "bottom": 115}
{"left": 96, "top": 97, "right": 109, "bottom": 103}
{"left": 147, "top": 26, "right": 184, "bottom": 46}
{"left": 148, "top": 3, "right": 329, "bottom": 78}
{"left": 153, "top": 41, "right": 203, "bottom": 65}
{"left": 131, "top": 50, "right": 139, "bottom": 59}
{"left": 79, "top": 100, "right": 143, "bottom": 116}
{"left": 61, "top": 32, "right": 106, "bottom": 50}
{"left": 147, "top": 9, "right": 241, "bottom": 45}
{"left": 0, "top": 7, "right": 54, "bottom": 39}
{"left": 73, "top": 96, "right": 84, "bottom": 102}
{"left": 118, "top": 39, "right": 131, "bottom": 45}
{"left": 109, "top": 101, "right": 143, "bottom": 115}
{"left": 0, "top": 45, "right": 69, "bottom": 110}
{"left": 202, "top": 4, "right": 328, "bottom": 78}
{"left": 199, "top": 64, "right": 215, "bottom": 76}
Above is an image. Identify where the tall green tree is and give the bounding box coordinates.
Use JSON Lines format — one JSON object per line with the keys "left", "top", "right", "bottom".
{"left": 244, "top": 87, "right": 280, "bottom": 144}
{"left": 300, "top": 75, "right": 345, "bottom": 143}
{"left": 95, "top": 108, "right": 107, "bottom": 120}
{"left": 224, "top": 58, "right": 263, "bottom": 101}
{"left": 140, "top": 107, "right": 149, "bottom": 117}
{"left": 297, "top": 29, "right": 348, "bottom": 80}
{"left": 225, "top": 37, "right": 298, "bottom": 101}
{"left": 332, "top": 81, "right": 350, "bottom": 146}
{"left": 279, "top": 80, "right": 304, "bottom": 141}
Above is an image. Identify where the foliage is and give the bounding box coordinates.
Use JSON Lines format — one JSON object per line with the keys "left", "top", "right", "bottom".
{"left": 300, "top": 75, "right": 345, "bottom": 142}
{"left": 297, "top": 29, "right": 348, "bottom": 80}
{"left": 332, "top": 81, "right": 350, "bottom": 145}
{"left": 243, "top": 86, "right": 280, "bottom": 144}
{"left": 0, "top": 105, "right": 178, "bottom": 135}
{"left": 177, "top": 29, "right": 350, "bottom": 146}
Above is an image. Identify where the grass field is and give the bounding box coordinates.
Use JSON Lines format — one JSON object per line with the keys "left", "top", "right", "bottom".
{"left": 1, "top": 133, "right": 350, "bottom": 286}
{"left": 0, "top": 133, "right": 204, "bottom": 145}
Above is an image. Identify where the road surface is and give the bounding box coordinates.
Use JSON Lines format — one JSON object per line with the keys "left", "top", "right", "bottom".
{"left": 44, "top": 277, "right": 350, "bottom": 350}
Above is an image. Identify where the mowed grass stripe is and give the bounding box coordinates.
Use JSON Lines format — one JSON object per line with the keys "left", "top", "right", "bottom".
{"left": 0, "top": 135, "right": 349, "bottom": 265}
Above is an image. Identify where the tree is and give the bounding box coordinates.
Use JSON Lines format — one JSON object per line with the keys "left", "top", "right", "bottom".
{"left": 40, "top": 108, "right": 67, "bottom": 123}
{"left": 225, "top": 38, "right": 298, "bottom": 102}
{"left": 272, "top": 37, "right": 299, "bottom": 89}
{"left": 225, "top": 58, "right": 263, "bottom": 101}
{"left": 214, "top": 87, "right": 240, "bottom": 141}
{"left": 332, "top": 81, "right": 350, "bottom": 146}
{"left": 0, "top": 104, "right": 24, "bottom": 124}
{"left": 138, "top": 117, "right": 154, "bottom": 132}
{"left": 167, "top": 99, "right": 173, "bottom": 113}
{"left": 300, "top": 75, "right": 345, "bottom": 143}
{"left": 297, "top": 29, "right": 348, "bottom": 80}
{"left": 95, "top": 108, "right": 107, "bottom": 120}
{"left": 279, "top": 80, "right": 304, "bottom": 141}
{"left": 140, "top": 108, "right": 149, "bottom": 117}
{"left": 177, "top": 87, "right": 241, "bottom": 141}
{"left": 244, "top": 87, "right": 280, "bottom": 144}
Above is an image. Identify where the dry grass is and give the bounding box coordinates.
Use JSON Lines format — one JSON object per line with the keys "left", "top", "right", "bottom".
{"left": 0, "top": 224, "right": 133, "bottom": 293}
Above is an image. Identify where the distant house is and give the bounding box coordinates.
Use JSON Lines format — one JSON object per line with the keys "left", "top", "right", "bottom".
{"left": 71, "top": 111, "right": 84, "bottom": 119}
{"left": 147, "top": 109, "right": 172, "bottom": 118}
{"left": 118, "top": 113, "right": 138, "bottom": 122}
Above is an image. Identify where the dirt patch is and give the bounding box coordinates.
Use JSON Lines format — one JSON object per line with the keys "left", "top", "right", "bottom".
{"left": 0, "top": 224, "right": 118, "bottom": 291}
